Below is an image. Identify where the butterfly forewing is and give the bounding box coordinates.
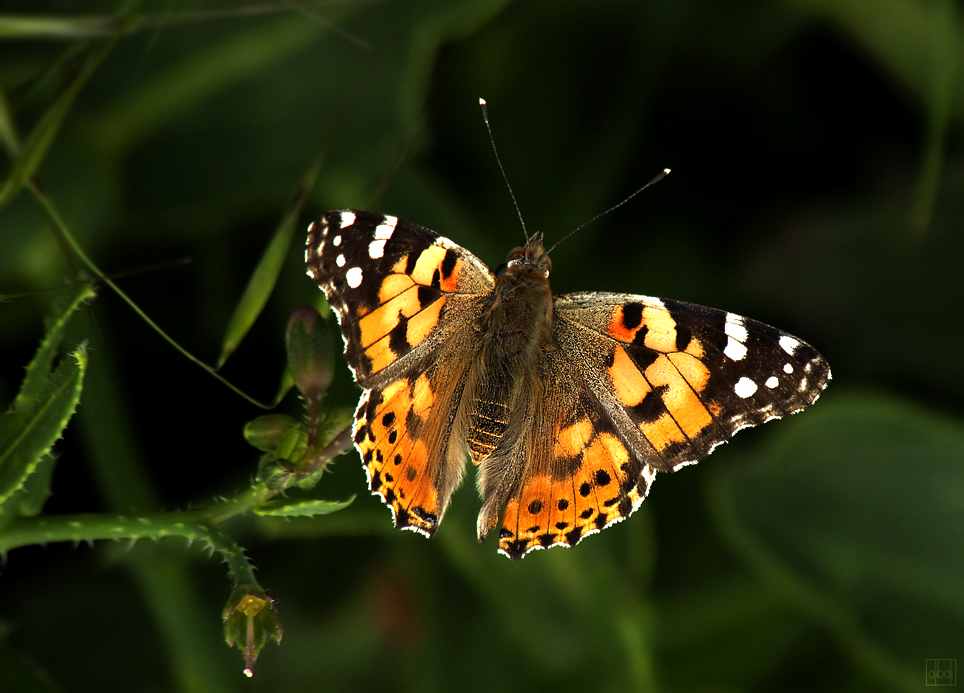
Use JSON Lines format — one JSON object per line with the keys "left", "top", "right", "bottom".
{"left": 306, "top": 210, "right": 493, "bottom": 384}
{"left": 554, "top": 293, "right": 831, "bottom": 470}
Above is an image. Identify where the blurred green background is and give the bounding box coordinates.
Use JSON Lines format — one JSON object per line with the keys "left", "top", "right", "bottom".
{"left": 1, "top": 0, "right": 962, "bottom": 691}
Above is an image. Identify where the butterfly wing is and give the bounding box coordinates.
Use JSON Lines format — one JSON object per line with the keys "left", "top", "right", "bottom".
{"left": 306, "top": 210, "right": 494, "bottom": 535}
{"left": 495, "top": 292, "right": 831, "bottom": 558}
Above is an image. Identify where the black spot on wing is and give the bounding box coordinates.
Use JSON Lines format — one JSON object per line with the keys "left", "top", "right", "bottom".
{"left": 631, "top": 325, "right": 650, "bottom": 348}
{"left": 404, "top": 252, "right": 418, "bottom": 276}
{"left": 388, "top": 321, "right": 409, "bottom": 355}
{"left": 631, "top": 386, "right": 669, "bottom": 422}
{"left": 565, "top": 526, "right": 583, "bottom": 546}
{"left": 416, "top": 285, "right": 438, "bottom": 307}
{"left": 675, "top": 323, "right": 693, "bottom": 352}
{"left": 621, "top": 303, "right": 643, "bottom": 330}
{"left": 441, "top": 248, "right": 458, "bottom": 279}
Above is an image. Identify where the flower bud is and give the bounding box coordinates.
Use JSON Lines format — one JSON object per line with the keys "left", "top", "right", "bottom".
{"left": 223, "top": 586, "right": 282, "bottom": 677}
{"left": 286, "top": 307, "right": 333, "bottom": 400}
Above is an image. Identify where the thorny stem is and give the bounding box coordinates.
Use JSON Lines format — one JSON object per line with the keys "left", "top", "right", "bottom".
{"left": 301, "top": 424, "right": 353, "bottom": 478}
{"left": 0, "top": 423, "right": 355, "bottom": 556}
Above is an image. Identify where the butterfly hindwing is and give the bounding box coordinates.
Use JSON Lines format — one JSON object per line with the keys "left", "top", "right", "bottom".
{"left": 493, "top": 347, "right": 657, "bottom": 558}
{"left": 306, "top": 210, "right": 493, "bottom": 535}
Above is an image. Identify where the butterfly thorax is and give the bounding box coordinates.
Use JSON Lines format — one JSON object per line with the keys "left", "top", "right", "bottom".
{"left": 465, "top": 234, "right": 554, "bottom": 464}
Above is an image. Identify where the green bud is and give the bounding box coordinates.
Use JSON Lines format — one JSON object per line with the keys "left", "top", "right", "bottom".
{"left": 244, "top": 414, "right": 302, "bottom": 453}
{"left": 286, "top": 307, "right": 333, "bottom": 400}
{"left": 244, "top": 414, "right": 307, "bottom": 468}
{"left": 256, "top": 454, "right": 294, "bottom": 492}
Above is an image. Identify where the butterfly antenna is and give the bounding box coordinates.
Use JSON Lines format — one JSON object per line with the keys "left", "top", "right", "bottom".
{"left": 479, "top": 98, "right": 528, "bottom": 242}
{"left": 546, "top": 168, "right": 671, "bottom": 255}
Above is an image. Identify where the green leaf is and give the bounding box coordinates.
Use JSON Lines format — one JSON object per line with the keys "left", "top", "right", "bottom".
{"left": 0, "top": 347, "right": 86, "bottom": 508}
{"left": 253, "top": 496, "right": 354, "bottom": 518}
{"left": 0, "top": 87, "right": 20, "bottom": 158}
{"left": 4, "top": 453, "right": 57, "bottom": 519}
{"left": 217, "top": 151, "right": 326, "bottom": 367}
{"left": 0, "top": 36, "right": 117, "bottom": 212}
{"left": 0, "top": 285, "right": 92, "bottom": 511}
{"left": 710, "top": 392, "right": 964, "bottom": 692}
{"left": 0, "top": 14, "right": 120, "bottom": 39}
{"left": 15, "top": 285, "right": 93, "bottom": 411}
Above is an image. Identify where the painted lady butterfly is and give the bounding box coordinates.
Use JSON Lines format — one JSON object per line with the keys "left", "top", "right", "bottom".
{"left": 306, "top": 210, "right": 830, "bottom": 559}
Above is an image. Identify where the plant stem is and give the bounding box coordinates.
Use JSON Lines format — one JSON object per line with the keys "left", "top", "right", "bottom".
{"left": 29, "top": 182, "right": 273, "bottom": 410}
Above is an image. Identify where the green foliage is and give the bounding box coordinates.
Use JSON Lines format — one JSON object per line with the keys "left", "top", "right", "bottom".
{"left": 0, "top": 285, "right": 90, "bottom": 517}
{"left": 711, "top": 393, "right": 964, "bottom": 692}
{"left": 218, "top": 154, "right": 326, "bottom": 367}
{"left": 254, "top": 496, "right": 354, "bottom": 518}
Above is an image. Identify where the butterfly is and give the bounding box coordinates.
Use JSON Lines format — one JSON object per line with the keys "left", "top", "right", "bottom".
{"left": 306, "top": 210, "right": 830, "bottom": 559}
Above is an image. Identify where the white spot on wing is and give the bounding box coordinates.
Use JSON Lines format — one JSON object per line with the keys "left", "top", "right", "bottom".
{"left": 724, "top": 314, "right": 748, "bottom": 360}
{"left": 369, "top": 239, "right": 386, "bottom": 258}
{"left": 307, "top": 221, "right": 315, "bottom": 234}
{"left": 333, "top": 235, "right": 342, "bottom": 246}
{"left": 724, "top": 338, "right": 747, "bottom": 361}
{"left": 336, "top": 254, "right": 346, "bottom": 267}
{"left": 765, "top": 376, "right": 779, "bottom": 388}
{"left": 346, "top": 267, "right": 363, "bottom": 288}
{"left": 724, "top": 314, "right": 748, "bottom": 341}
{"left": 374, "top": 216, "right": 397, "bottom": 240}
{"left": 779, "top": 335, "right": 800, "bottom": 355}
{"left": 339, "top": 211, "right": 355, "bottom": 229}
{"left": 734, "top": 377, "right": 758, "bottom": 398}
{"left": 784, "top": 363, "right": 793, "bottom": 374}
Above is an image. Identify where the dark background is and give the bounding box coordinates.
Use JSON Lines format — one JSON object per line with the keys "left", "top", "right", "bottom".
{"left": 1, "top": 1, "right": 962, "bottom": 691}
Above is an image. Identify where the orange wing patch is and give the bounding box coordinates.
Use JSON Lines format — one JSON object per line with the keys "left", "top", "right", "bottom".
{"left": 609, "top": 346, "right": 651, "bottom": 406}
{"left": 606, "top": 304, "right": 719, "bottom": 451}
{"left": 355, "top": 374, "right": 442, "bottom": 536}
{"left": 354, "top": 243, "right": 469, "bottom": 377}
{"left": 609, "top": 303, "right": 678, "bottom": 352}
{"left": 498, "top": 414, "right": 653, "bottom": 559}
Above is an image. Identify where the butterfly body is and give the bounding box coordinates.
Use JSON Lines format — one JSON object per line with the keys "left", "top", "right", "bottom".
{"left": 306, "top": 210, "right": 830, "bottom": 559}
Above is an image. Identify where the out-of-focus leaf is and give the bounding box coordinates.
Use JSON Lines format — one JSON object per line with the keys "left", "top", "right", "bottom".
{"left": 711, "top": 392, "right": 964, "bottom": 692}
{"left": 218, "top": 152, "right": 325, "bottom": 367}
{"left": 0, "top": 87, "right": 20, "bottom": 158}
{"left": 0, "top": 38, "right": 115, "bottom": 211}
{"left": 0, "top": 14, "right": 120, "bottom": 40}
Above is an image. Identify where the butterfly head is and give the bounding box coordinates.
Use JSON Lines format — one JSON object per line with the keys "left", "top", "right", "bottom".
{"left": 497, "top": 233, "right": 552, "bottom": 280}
